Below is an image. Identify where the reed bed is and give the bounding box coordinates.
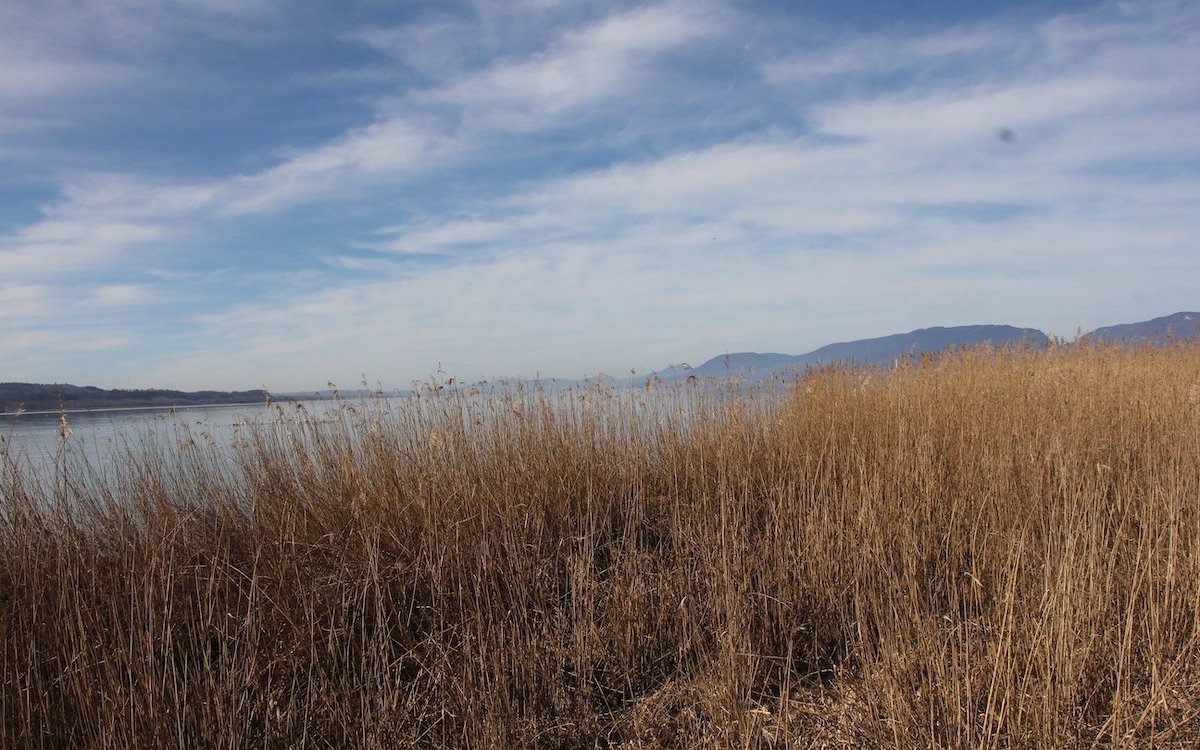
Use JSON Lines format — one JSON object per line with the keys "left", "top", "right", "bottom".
{"left": 2, "top": 343, "right": 1198, "bottom": 748}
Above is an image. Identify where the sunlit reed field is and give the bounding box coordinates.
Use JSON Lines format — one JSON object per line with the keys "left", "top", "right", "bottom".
{"left": 2, "top": 344, "right": 1199, "bottom": 748}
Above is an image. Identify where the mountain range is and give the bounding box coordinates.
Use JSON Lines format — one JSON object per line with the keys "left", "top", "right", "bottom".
{"left": 3, "top": 312, "right": 1197, "bottom": 413}
{"left": 1081, "top": 311, "right": 1200, "bottom": 345}
{"left": 639, "top": 311, "right": 1200, "bottom": 384}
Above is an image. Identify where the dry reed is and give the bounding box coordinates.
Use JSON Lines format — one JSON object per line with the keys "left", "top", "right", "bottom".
{"left": 2, "top": 343, "right": 1198, "bottom": 748}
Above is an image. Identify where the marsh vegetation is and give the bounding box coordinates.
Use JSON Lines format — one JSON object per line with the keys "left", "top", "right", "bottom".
{"left": 2, "top": 344, "right": 1198, "bottom": 748}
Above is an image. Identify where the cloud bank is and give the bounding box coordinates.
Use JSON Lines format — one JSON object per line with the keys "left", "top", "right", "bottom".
{"left": 0, "top": 0, "right": 1196, "bottom": 389}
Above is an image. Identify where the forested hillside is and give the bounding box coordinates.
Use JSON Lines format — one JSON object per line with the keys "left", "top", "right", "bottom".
{"left": 0, "top": 383, "right": 269, "bottom": 413}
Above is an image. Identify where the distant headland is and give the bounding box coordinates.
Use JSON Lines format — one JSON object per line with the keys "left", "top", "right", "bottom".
{"left": 0, "top": 383, "right": 275, "bottom": 415}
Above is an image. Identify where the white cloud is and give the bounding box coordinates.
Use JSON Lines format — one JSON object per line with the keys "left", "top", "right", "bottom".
{"left": 0, "top": 283, "right": 53, "bottom": 320}
{"left": 374, "top": 214, "right": 558, "bottom": 254}
{"left": 0, "top": 57, "right": 131, "bottom": 103}
{"left": 814, "top": 75, "right": 1139, "bottom": 146}
{"left": 133, "top": 205, "right": 1186, "bottom": 391}
{"left": 2, "top": 0, "right": 1198, "bottom": 389}
{"left": 0, "top": 219, "right": 166, "bottom": 277}
{"left": 0, "top": 328, "right": 131, "bottom": 360}
{"left": 762, "top": 24, "right": 1024, "bottom": 87}
{"left": 90, "top": 283, "right": 152, "bottom": 306}
{"left": 218, "top": 118, "right": 447, "bottom": 216}
{"left": 0, "top": 1, "right": 723, "bottom": 272}
{"left": 149, "top": 0, "right": 1193, "bottom": 388}
{"left": 429, "top": 2, "right": 721, "bottom": 125}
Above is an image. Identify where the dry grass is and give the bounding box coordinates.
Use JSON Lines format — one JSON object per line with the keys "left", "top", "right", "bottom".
{"left": 2, "top": 343, "right": 1199, "bottom": 748}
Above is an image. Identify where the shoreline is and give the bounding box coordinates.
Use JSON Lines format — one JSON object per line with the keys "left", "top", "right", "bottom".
{"left": 0, "top": 400, "right": 288, "bottom": 418}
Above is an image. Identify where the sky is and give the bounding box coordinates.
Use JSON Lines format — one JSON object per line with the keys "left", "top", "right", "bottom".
{"left": 1, "top": 0, "right": 1197, "bottom": 392}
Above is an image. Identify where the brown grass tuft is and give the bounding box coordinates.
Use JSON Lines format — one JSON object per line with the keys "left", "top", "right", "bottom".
{"left": 3, "top": 343, "right": 1199, "bottom": 748}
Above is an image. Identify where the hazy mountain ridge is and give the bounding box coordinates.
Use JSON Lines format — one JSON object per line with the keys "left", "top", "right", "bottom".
{"left": 688, "top": 325, "right": 1048, "bottom": 380}
{"left": 6, "top": 312, "right": 1197, "bottom": 408}
{"left": 1080, "top": 311, "right": 1200, "bottom": 345}
{"left": 642, "top": 312, "right": 1199, "bottom": 384}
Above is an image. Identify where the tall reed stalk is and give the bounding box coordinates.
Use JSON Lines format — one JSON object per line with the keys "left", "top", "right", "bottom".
{"left": 2, "top": 344, "right": 1198, "bottom": 748}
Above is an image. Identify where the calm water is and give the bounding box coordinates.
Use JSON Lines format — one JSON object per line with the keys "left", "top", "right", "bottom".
{"left": 0, "top": 403, "right": 286, "bottom": 479}
{"left": 1, "top": 380, "right": 777, "bottom": 490}
{"left": 0, "top": 388, "right": 588, "bottom": 479}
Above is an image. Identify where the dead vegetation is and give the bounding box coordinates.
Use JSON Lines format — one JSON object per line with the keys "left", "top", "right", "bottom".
{"left": 2, "top": 343, "right": 1199, "bottom": 748}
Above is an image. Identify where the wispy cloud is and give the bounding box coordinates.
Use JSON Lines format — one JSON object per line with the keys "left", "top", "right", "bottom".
{"left": 90, "top": 283, "right": 153, "bottom": 306}
{"left": 0, "top": 283, "right": 53, "bottom": 321}
{"left": 427, "top": 3, "right": 721, "bottom": 126}
{"left": 0, "top": 219, "right": 167, "bottom": 277}
{"left": 1, "top": 0, "right": 1197, "bottom": 389}
{"left": 1, "top": 0, "right": 724, "bottom": 275}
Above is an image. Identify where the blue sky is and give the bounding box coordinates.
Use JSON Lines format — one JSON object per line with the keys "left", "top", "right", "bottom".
{"left": 1, "top": 0, "right": 1197, "bottom": 391}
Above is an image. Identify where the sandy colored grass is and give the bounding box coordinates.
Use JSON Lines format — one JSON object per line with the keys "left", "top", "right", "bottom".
{"left": 2, "top": 343, "right": 1199, "bottom": 748}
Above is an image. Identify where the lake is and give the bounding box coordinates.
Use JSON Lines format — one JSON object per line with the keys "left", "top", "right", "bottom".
{"left": 0, "top": 379, "right": 779, "bottom": 496}
{"left": 0, "top": 402, "right": 291, "bottom": 480}
{"left": 0, "top": 385, "right": 605, "bottom": 478}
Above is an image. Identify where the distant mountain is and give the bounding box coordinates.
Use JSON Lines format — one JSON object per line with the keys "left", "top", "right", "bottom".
{"left": 645, "top": 324, "right": 1049, "bottom": 383}
{"left": 0, "top": 383, "right": 273, "bottom": 414}
{"left": 692, "top": 352, "right": 801, "bottom": 375}
{"left": 11, "top": 313, "right": 1196, "bottom": 406}
{"left": 1081, "top": 311, "right": 1200, "bottom": 345}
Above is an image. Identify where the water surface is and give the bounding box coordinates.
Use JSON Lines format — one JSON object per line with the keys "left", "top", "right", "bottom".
{"left": 1, "top": 403, "right": 282, "bottom": 479}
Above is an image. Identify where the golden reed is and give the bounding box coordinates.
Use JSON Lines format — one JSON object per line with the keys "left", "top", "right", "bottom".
{"left": 2, "top": 343, "right": 1198, "bottom": 748}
